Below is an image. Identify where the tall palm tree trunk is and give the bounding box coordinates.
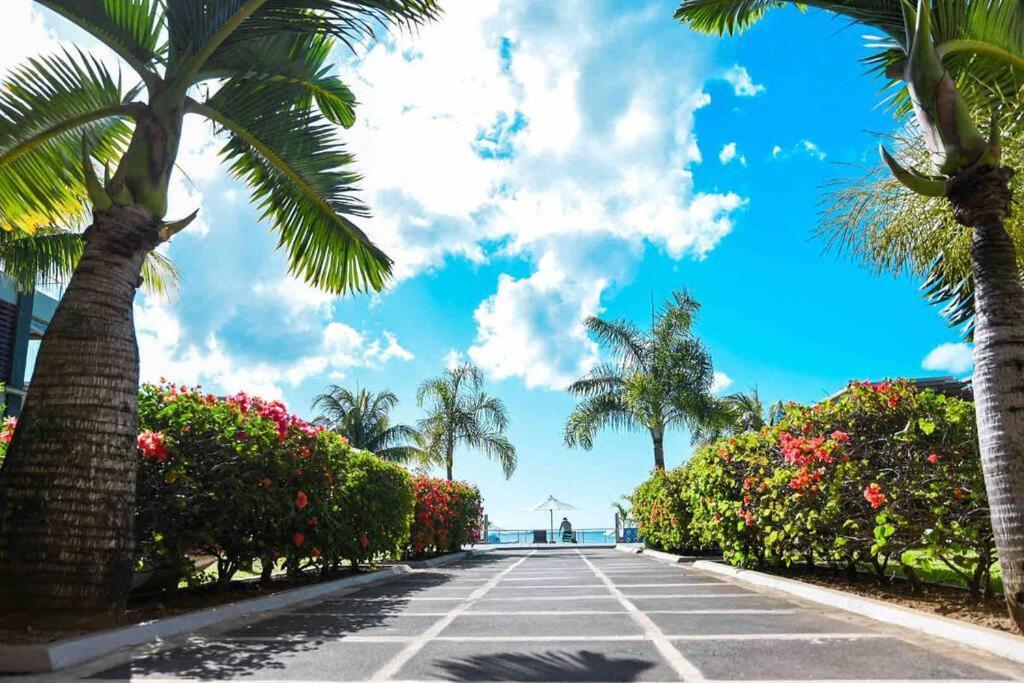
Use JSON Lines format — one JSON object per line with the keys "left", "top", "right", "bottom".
{"left": 446, "top": 441, "right": 454, "bottom": 481}
{"left": 0, "top": 205, "right": 157, "bottom": 615}
{"left": 953, "top": 164, "right": 1024, "bottom": 628}
{"left": 651, "top": 426, "right": 665, "bottom": 471}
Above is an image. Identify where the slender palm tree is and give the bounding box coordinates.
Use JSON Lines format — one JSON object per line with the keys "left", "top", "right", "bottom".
{"left": 311, "top": 385, "right": 421, "bottom": 463}
{"left": 417, "top": 363, "right": 516, "bottom": 481}
{"left": 0, "top": 0, "right": 439, "bottom": 615}
{"left": 563, "top": 291, "right": 716, "bottom": 471}
{"left": 675, "top": 0, "right": 1024, "bottom": 629}
{"left": 692, "top": 388, "right": 785, "bottom": 445}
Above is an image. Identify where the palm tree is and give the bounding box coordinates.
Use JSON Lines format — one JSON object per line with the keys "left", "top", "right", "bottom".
{"left": 311, "top": 385, "right": 421, "bottom": 462}
{"left": 675, "top": 0, "right": 1024, "bottom": 629}
{"left": 0, "top": 223, "right": 179, "bottom": 299}
{"left": 563, "top": 291, "right": 716, "bottom": 471}
{"left": 0, "top": 0, "right": 439, "bottom": 615}
{"left": 692, "top": 388, "right": 785, "bottom": 445}
{"left": 416, "top": 363, "right": 516, "bottom": 481}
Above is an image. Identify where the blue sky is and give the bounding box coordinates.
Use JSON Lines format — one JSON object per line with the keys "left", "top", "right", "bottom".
{"left": 3, "top": 1, "right": 973, "bottom": 529}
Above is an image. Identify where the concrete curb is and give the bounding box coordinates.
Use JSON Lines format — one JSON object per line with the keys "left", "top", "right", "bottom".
{"left": 0, "top": 565, "right": 410, "bottom": 674}
{"left": 399, "top": 548, "right": 491, "bottom": 568}
{"left": 692, "top": 560, "right": 1024, "bottom": 666}
{"left": 614, "top": 544, "right": 722, "bottom": 563}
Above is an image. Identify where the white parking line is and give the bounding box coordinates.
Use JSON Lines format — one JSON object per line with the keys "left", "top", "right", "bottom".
{"left": 578, "top": 550, "right": 707, "bottom": 683}
{"left": 369, "top": 549, "right": 538, "bottom": 681}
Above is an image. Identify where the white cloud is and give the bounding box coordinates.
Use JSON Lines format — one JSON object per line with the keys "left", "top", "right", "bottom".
{"left": 712, "top": 371, "right": 733, "bottom": 394}
{"left": 719, "top": 142, "right": 746, "bottom": 166}
{"left": 772, "top": 139, "right": 826, "bottom": 161}
{"left": 444, "top": 349, "right": 466, "bottom": 370}
{"left": 0, "top": 1, "right": 57, "bottom": 74}
{"left": 922, "top": 343, "right": 974, "bottom": 375}
{"left": 339, "top": 3, "right": 746, "bottom": 390}
{"left": 723, "top": 65, "right": 765, "bottom": 97}
{"left": 135, "top": 297, "right": 413, "bottom": 400}
{"left": 468, "top": 251, "right": 603, "bottom": 390}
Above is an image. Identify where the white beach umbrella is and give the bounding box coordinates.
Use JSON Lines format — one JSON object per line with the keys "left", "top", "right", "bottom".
{"left": 525, "top": 495, "right": 579, "bottom": 541}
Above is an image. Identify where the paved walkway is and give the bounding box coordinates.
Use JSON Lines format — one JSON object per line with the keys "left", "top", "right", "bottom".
{"left": 61, "top": 549, "right": 1024, "bottom": 681}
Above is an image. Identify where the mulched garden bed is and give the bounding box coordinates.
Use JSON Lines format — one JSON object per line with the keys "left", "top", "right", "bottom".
{"left": 762, "top": 566, "right": 1015, "bottom": 633}
{"left": 0, "top": 567, "right": 376, "bottom": 645}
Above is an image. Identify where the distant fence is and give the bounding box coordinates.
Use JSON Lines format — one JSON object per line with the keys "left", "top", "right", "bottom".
{"left": 482, "top": 527, "right": 640, "bottom": 545}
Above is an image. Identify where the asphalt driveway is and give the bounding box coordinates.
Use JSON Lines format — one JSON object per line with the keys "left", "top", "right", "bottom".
{"left": 58, "top": 548, "right": 1024, "bottom": 681}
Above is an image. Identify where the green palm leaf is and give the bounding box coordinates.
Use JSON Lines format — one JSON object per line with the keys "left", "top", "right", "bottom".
{"left": 190, "top": 80, "right": 389, "bottom": 293}
{"left": 36, "top": 0, "right": 165, "bottom": 83}
{"left": 0, "top": 50, "right": 136, "bottom": 232}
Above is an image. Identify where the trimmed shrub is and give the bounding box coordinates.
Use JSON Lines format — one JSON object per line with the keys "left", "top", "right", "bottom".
{"left": 628, "top": 380, "right": 996, "bottom": 599}
{"left": 409, "top": 476, "right": 483, "bottom": 558}
{"left": 135, "top": 381, "right": 414, "bottom": 585}
{"left": 629, "top": 467, "right": 701, "bottom": 553}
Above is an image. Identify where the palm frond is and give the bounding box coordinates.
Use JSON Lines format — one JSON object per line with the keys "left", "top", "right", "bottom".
{"left": 0, "top": 50, "right": 136, "bottom": 232}
{"left": 675, "top": 1, "right": 904, "bottom": 39}
{"left": 197, "top": 33, "right": 357, "bottom": 127}
{"left": 584, "top": 316, "right": 648, "bottom": 371}
{"left": 565, "top": 363, "right": 627, "bottom": 398}
{"left": 563, "top": 393, "right": 642, "bottom": 450}
{"left": 36, "top": 0, "right": 165, "bottom": 83}
{"left": 190, "top": 80, "right": 390, "bottom": 293}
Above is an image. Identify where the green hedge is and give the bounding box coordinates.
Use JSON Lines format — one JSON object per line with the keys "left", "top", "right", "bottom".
{"left": 629, "top": 380, "right": 996, "bottom": 599}
{"left": 135, "top": 382, "right": 413, "bottom": 585}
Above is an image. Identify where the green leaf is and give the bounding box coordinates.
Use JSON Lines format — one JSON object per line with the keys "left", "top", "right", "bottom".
{"left": 918, "top": 418, "right": 936, "bottom": 435}
{"left": 190, "top": 80, "right": 390, "bottom": 293}
{"left": 0, "top": 49, "right": 134, "bottom": 232}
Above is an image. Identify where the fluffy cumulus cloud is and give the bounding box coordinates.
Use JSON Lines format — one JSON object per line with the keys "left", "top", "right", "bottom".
{"left": 342, "top": 2, "right": 745, "bottom": 389}
{"left": 136, "top": 294, "right": 413, "bottom": 400}
{"left": 922, "top": 342, "right": 974, "bottom": 375}
{"left": 711, "top": 371, "right": 733, "bottom": 394}
{"left": 719, "top": 142, "right": 746, "bottom": 166}
{"left": 723, "top": 65, "right": 765, "bottom": 97}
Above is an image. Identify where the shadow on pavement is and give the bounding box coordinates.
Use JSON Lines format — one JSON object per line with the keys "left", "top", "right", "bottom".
{"left": 436, "top": 649, "right": 656, "bottom": 682}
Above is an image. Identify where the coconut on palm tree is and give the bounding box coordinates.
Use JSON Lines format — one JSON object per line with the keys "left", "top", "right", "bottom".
{"left": 0, "top": 0, "right": 439, "bottom": 615}
{"left": 312, "top": 385, "right": 421, "bottom": 462}
{"left": 417, "top": 363, "right": 516, "bottom": 481}
{"left": 563, "top": 290, "right": 716, "bottom": 471}
{"left": 675, "top": 0, "right": 1024, "bottom": 629}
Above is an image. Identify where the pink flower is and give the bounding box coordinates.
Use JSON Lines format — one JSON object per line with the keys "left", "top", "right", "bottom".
{"left": 137, "top": 430, "right": 169, "bottom": 463}
{"left": 830, "top": 430, "right": 849, "bottom": 442}
{"left": 863, "top": 483, "right": 886, "bottom": 509}
{"left": 295, "top": 490, "right": 309, "bottom": 510}
{"left": 926, "top": 453, "right": 940, "bottom": 464}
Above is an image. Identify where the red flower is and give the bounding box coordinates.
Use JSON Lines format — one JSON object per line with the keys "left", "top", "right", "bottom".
{"left": 926, "top": 453, "right": 940, "bottom": 464}
{"left": 0, "top": 416, "right": 17, "bottom": 443}
{"left": 137, "top": 430, "right": 169, "bottom": 463}
{"left": 863, "top": 483, "right": 886, "bottom": 509}
{"left": 293, "top": 532, "right": 305, "bottom": 547}
{"left": 830, "top": 430, "right": 849, "bottom": 442}
{"left": 295, "top": 490, "right": 309, "bottom": 510}
{"left": 311, "top": 547, "right": 321, "bottom": 559}
{"left": 360, "top": 532, "right": 369, "bottom": 548}
{"left": 308, "top": 516, "right": 319, "bottom": 527}
{"left": 953, "top": 488, "right": 964, "bottom": 500}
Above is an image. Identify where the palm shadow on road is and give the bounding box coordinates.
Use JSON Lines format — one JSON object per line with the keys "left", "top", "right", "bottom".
{"left": 435, "top": 649, "right": 656, "bottom": 682}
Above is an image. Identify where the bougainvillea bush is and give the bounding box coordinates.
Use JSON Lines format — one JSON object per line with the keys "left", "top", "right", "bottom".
{"left": 629, "top": 380, "right": 996, "bottom": 600}
{"left": 408, "top": 476, "right": 484, "bottom": 558}
{"left": 135, "top": 381, "right": 413, "bottom": 586}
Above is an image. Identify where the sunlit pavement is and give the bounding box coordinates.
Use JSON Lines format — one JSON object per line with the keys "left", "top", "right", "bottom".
{"left": 50, "top": 549, "right": 1024, "bottom": 682}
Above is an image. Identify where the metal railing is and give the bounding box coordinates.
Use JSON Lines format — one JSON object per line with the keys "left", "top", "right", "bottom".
{"left": 482, "top": 528, "right": 617, "bottom": 545}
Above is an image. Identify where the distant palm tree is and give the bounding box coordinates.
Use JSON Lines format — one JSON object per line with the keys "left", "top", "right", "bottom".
{"left": 417, "top": 364, "right": 516, "bottom": 481}
{"left": 311, "top": 386, "right": 421, "bottom": 463}
{"left": 563, "top": 291, "right": 716, "bottom": 471}
{"left": 692, "top": 388, "right": 784, "bottom": 445}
